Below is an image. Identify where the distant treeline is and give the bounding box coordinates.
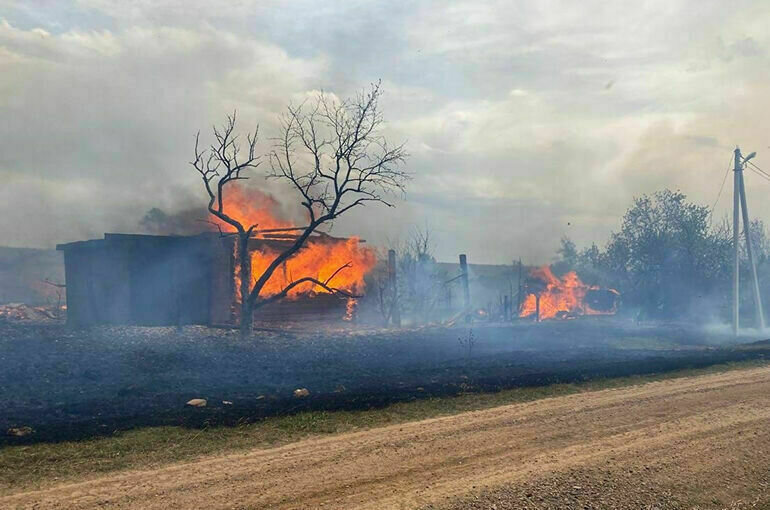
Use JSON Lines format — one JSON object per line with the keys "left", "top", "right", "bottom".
{"left": 555, "top": 189, "right": 769, "bottom": 322}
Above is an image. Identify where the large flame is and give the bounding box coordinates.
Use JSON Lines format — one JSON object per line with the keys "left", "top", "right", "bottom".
{"left": 519, "top": 265, "right": 618, "bottom": 320}
{"left": 221, "top": 184, "right": 377, "bottom": 300}
{"left": 217, "top": 185, "right": 293, "bottom": 231}
{"left": 250, "top": 237, "right": 376, "bottom": 298}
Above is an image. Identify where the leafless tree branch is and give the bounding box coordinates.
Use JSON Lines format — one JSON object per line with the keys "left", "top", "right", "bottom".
{"left": 41, "top": 278, "right": 66, "bottom": 289}
{"left": 254, "top": 262, "right": 360, "bottom": 310}
{"left": 190, "top": 111, "right": 261, "bottom": 234}
{"left": 191, "top": 84, "right": 408, "bottom": 333}
{"left": 253, "top": 81, "right": 408, "bottom": 307}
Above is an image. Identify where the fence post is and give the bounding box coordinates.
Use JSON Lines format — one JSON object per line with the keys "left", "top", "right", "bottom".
{"left": 388, "top": 249, "right": 401, "bottom": 327}
{"left": 504, "top": 294, "right": 510, "bottom": 321}
{"left": 459, "top": 254, "right": 471, "bottom": 323}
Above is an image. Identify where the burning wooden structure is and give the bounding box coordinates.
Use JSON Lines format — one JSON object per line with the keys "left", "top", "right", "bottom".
{"left": 57, "top": 232, "right": 373, "bottom": 327}
{"left": 520, "top": 265, "right": 619, "bottom": 321}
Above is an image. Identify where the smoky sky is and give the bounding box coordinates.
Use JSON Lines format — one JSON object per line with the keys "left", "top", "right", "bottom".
{"left": 2, "top": 0, "right": 770, "bottom": 263}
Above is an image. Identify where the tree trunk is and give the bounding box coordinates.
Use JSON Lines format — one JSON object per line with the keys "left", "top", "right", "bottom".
{"left": 238, "top": 234, "right": 253, "bottom": 336}
{"left": 240, "top": 298, "right": 253, "bottom": 336}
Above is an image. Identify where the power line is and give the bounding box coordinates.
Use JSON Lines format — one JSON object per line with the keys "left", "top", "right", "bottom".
{"left": 747, "top": 165, "right": 770, "bottom": 183}
{"left": 747, "top": 160, "right": 770, "bottom": 180}
{"left": 748, "top": 167, "right": 770, "bottom": 181}
{"left": 748, "top": 160, "right": 768, "bottom": 173}
{"left": 710, "top": 155, "right": 770, "bottom": 227}
{"left": 709, "top": 155, "right": 733, "bottom": 222}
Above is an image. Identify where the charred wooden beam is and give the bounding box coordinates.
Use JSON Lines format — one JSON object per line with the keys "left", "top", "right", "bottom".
{"left": 388, "top": 249, "right": 401, "bottom": 327}
{"left": 459, "top": 254, "right": 470, "bottom": 323}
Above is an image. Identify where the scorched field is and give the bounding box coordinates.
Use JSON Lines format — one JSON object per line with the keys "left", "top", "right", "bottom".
{"left": 2, "top": 317, "right": 769, "bottom": 445}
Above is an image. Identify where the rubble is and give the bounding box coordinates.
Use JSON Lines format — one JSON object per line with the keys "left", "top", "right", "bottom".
{"left": 0, "top": 303, "right": 64, "bottom": 322}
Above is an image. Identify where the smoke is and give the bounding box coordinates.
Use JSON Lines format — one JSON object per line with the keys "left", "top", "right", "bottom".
{"left": 138, "top": 207, "right": 212, "bottom": 236}
{"left": 136, "top": 184, "right": 302, "bottom": 236}
{"left": 2, "top": 2, "right": 770, "bottom": 264}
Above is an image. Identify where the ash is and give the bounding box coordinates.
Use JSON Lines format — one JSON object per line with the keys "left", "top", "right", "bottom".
{"left": 0, "top": 318, "right": 764, "bottom": 443}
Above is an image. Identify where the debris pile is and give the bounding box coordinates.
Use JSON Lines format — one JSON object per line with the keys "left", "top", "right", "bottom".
{"left": 0, "top": 303, "right": 65, "bottom": 322}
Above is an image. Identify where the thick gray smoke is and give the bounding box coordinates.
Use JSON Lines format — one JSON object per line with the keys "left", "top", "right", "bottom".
{"left": 138, "top": 207, "right": 212, "bottom": 236}
{"left": 2, "top": 2, "right": 770, "bottom": 264}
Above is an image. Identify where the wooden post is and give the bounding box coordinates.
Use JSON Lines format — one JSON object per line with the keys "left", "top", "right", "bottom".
{"left": 388, "top": 249, "right": 401, "bottom": 327}
{"left": 173, "top": 259, "right": 183, "bottom": 332}
{"left": 459, "top": 254, "right": 471, "bottom": 323}
{"left": 504, "top": 294, "right": 510, "bottom": 321}
{"left": 535, "top": 294, "right": 540, "bottom": 322}
{"left": 516, "top": 258, "right": 522, "bottom": 316}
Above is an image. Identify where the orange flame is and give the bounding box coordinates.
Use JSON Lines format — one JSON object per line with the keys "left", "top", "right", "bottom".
{"left": 344, "top": 298, "right": 357, "bottom": 321}
{"left": 216, "top": 185, "right": 294, "bottom": 232}
{"left": 251, "top": 237, "right": 376, "bottom": 298}
{"left": 519, "top": 265, "right": 618, "bottom": 320}
{"left": 221, "top": 184, "right": 377, "bottom": 301}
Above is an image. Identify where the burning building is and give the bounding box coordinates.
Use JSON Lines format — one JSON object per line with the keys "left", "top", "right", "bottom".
{"left": 520, "top": 265, "right": 619, "bottom": 321}
{"left": 57, "top": 182, "right": 379, "bottom": 327}
{"left": 57, "top": 231, "right": 375, "bottom": 327}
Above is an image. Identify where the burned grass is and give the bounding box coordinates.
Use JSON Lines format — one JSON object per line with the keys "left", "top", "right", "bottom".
{"left": 1, "top": 319, "right": 768, "bottom": 447}
{"left": 1, "top": 359, "right": 768, "bottom": 494}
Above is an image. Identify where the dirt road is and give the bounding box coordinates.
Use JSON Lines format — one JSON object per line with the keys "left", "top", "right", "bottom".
{"left": 5, "top": 366, "right": 770, "bottom": 509}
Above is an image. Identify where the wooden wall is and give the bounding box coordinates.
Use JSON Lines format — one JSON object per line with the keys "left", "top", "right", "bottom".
{"left": 61, "top": 235, "right": 215, "bottom": 326}
{"left": 60, "top": 234, "right": 352, "bottom": 327}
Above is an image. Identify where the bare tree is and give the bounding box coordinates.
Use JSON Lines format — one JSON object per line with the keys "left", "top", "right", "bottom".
{"left": 192, "top": 111, "right": 260, "bottom": 332}
{"left": 371, "top": 247, "right": 400, "bottom": 326}
{"left": 398, "top": 227, "right": 444, "bottom": 323}
{"left": 369, "top": 228, "right": 445, "bottom": 326}
{"left": 192, "top": 82, "right": 408, "bottom": 334}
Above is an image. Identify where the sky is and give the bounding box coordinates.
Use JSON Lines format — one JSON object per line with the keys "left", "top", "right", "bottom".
{"left": 2, "top": 0, "right": 770, "bottom": 264}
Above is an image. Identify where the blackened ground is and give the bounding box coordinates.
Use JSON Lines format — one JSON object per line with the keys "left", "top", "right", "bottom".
{"left": 1, "top": 317, "right": 767, "bottom": 444}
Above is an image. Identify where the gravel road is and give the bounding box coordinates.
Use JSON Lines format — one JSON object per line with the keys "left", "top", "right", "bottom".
{"left": 4, "top": 365, "right": 770, "bottom": 509}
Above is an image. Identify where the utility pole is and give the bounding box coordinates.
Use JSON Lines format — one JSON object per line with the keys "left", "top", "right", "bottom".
{"left": 732, "top": 147, "right": 765, "bottom": 335}
{"left": 733, "top": 148, "right": 741, "bottom": 335}
{"left": 738, "top": 149, "right": 765, "bottom": 330}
